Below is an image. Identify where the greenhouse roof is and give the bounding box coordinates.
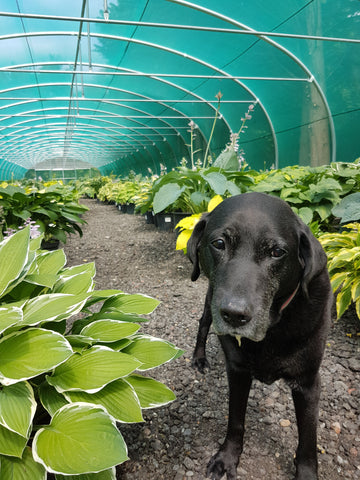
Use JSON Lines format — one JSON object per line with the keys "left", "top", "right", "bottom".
{"left": 0, "top": 0, "right": 359, "bottom": 178}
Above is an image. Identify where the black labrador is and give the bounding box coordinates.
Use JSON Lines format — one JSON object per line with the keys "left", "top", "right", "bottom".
{"left": 187, "top": 192, "right": 332, "bottom": 480}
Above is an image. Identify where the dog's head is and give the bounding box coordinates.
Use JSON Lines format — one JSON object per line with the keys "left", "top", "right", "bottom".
{"left": 187, "top": 192, "right": 328, "bottom": 342}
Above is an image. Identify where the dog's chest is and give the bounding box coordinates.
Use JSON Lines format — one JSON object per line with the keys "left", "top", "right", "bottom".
{"left": 241, "top": 341, "right": 300, "bottom": 385}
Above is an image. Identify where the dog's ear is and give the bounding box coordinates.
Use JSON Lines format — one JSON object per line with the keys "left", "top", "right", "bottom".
{"left": 187, "top": 215, "right": 208, "bottom": 281}
{"left": 299, "top": 225, "right": 327, "bottom": 297}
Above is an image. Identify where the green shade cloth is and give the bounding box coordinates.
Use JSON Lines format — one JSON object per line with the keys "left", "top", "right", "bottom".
{"left": 0, "top": 0, "right": 359, "bottom": 179}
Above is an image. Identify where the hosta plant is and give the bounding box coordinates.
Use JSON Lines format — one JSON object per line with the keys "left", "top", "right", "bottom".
{"left": 0, "top": 182, "right": 88, "bottom": 243}
{"left": 319, "top": 223, "right": 360, "bottom": 322}
{"left": 0, "top": 227, "right": 182, "bottom": 478}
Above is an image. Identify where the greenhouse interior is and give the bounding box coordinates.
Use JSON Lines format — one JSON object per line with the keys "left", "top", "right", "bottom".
{"left": 0, "top": 0, "right": 359, "bottom": 180}
{"left": 0, "top": 2, "right": 359, "bottom": 480}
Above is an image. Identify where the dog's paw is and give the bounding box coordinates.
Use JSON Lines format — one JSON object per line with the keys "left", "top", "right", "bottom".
{"left": 192, "top": 356, "right": 210, "bottom": 373}
{"left": 206, "top": 452, "right": 238, "bottom": 480}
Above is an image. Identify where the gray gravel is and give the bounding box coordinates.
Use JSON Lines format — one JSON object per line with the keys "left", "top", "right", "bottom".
{"left": 63, "top": 199, "right": 360, "bottom": 480}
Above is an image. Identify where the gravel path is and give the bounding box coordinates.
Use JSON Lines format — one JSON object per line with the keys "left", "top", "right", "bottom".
{"left": 63, "top": 199, "right": 360, "bottom": 480}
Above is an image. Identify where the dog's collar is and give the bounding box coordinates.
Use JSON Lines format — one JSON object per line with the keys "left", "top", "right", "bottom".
{"left": 280, "top": 283, "right": 300, "bottom": 312}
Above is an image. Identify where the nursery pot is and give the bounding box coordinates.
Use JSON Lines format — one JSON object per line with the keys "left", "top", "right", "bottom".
{"left": 144, "top": 211, "right": 155, "bottom": 224}
{"left": 41, "top": 238, "right": 60, "bottom": 250}
{"left": 125, "top": 203, "right": 135, "bottom": 214}
{"left": 154, "top": 213, "right": 174, "bottom": 231}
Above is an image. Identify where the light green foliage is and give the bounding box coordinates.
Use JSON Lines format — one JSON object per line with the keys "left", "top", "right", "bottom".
{"left": 319, "top": 223, "right": 360, "bottom": 322}
{"left": 252, "top": 162, "right": 360, "bottom": 227}
{"left": 0, "top": 228, "right": 182, "bottom": 478}
{"left": 135, "top": 160, "right": 360, "bottom": 218}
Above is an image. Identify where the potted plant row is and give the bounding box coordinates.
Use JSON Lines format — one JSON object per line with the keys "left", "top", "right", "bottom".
{"left": 0, "top": 181, "right": 88, "bottom": 248}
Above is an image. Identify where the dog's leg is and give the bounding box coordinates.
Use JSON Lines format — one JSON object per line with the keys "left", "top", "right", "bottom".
{"left": 207, "top": 336, "right": 252, "bottom": 480}
{"left": 291, "top": 373, "right": 321, "bottom": 480}
{"left": 192, "top": 287, "right": 212, "bottom": 373}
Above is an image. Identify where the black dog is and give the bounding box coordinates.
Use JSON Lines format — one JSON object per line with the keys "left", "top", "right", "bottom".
{"left": 187, "top": 192, "right": 332, "bottom": 480}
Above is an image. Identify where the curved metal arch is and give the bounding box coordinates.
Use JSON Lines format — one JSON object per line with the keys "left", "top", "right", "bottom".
{"left": 0, "top": 99, "right": 178, "bottom": 162}
{"left": 0, "top": 31, "right": 274, "bottom": 163}
{"left": 0, "top": 83, "right": 178, "bottom": 149}
{"left": 169, "top": 0, "right": 336, "bottom": 163}
{"left": 0, "top": 62, "right": 229, "bottom": 163}
{"left": 2, "top": 126, "right": 161, "bottom": 150}
{"left": 0, "top": 130, "right": 141, "bottom": 156}
{"left": 0, "top": 78, "right": 189, "bottom": 167}
{"left": 0, "top": 113, "right": 173, "bottom": 168}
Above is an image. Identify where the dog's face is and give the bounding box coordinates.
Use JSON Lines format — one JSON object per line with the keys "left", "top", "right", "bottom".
{"left": 188, "top": 193, "right": 326, "bottom": 342}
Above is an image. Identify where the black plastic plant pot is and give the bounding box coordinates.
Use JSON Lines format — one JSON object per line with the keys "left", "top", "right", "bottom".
{"left": 154, "top": 213, "right": 174, "bottom": 231}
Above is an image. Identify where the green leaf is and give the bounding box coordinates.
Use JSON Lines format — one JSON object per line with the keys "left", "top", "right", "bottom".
{"left": 39, "top": 382, "right": 68, "bottom": 417}
{"left": 65, "top": 378, "right": 143, "bottom": 423}
{"left": 0, "top": 228, "right": 30, "bottom": 298}
{"left": 297, "top": 207, "right": 314, "bottom": 225}
{"left": 351, "top": 277, "right": 360, "bottom": 302}
{"left": 0, "top": 328, "right": 73, "bottom": 385}
{"left": 0, "top": 424, "right": 27, "bottom": 458}
{"left": 47, "top": 346, "right": 141, "bottom": 393}
{"left": 126, "top": 374, "right": 176, "bottom": 408}
{"left": 336, "top": 283, "right": 352, "bottom": 318}
{"left": 53, "top": 269, "right": 94, "bottom": 295}
{"left": 212, "top": 147, "right": 239, "bottom": 170}
{"left": 0, "top": 382, "right": 36, "bottom": 438}
{"left": 22, "top": 293, "right": 89, "bottom": 326}
{"left": 153, "top": 184, "right": 186, "bottom": 214}
{"left": 81, "top": 320, "right": 140, "bottom": 342}
{"left": 102, "top": 293, "right": 160, "bottom": 314}
{"left": 225, "top": 180, "right": 241, "bottom": 196}
{"left": 315, "top": 202, "right": 333, "bottom": 221}
{"left": 33, "top": 403, "right": 128, "bottom": 475}
{"left": 0, "top": 446, "right": 46, "bottom": 479}
{"left": 122, "top": 335, "right": 181, "bottom": 370}
{"left": 202, "top": 172, "right": 227, "bottom": 195}
{"left": 330, "top": 272, "right": 348, "bottom": 292}
{"left": 332, "top": 192, "right": 360, "bottom": 223}
{"left": 55, "top": 469, "right": 116, "bottom": 480}
{"left": 189, "top": 191, "right": 209, "bottom": 206}
{"left": 36, "top": 249, "right": 66, "bottom": 276}
{"left": 0, "top": 306, "right": 22, "bottom": 335}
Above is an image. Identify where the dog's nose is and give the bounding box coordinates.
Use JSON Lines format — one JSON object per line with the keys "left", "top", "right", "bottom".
{"left": 220, "top": 302, "right": 252, "bottom": 327}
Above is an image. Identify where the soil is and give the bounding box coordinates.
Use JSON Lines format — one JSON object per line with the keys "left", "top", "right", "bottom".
{"left": 62, "top": 199, "right": 360, "bottom": 480}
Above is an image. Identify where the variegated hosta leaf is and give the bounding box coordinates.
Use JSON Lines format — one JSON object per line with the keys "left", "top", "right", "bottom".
{"left": 22, "top": 293, "right": 89, "bottom": 326}
{"left": 0, "top": 228, "right": 30, "bottom": 298}
{"left": 53, "top": 263, "right": 96, "bottom": 295}
{"left": 122, "top": 335, "right": 182, "bottom": 370}
{"left": 64, "top": 378, "right": 143, "bottom": 423}
{"left": 38, "top": 382, "right": 68, "bottom": 417}
{"left": 33, "top": 403, "right": 128, "bottom": 475}
{"left": 0, "top": 328, "right": 73, "bottom": 385}
{"left": 0, "top": 446, "right": 46, "bottom": 479}
{"left": 126, "top": 374, "right": 176, "bottom": 408}
{"left": 0, "top": 424, "right": 27, "bottom": 458}
{"left": 80, "top": 319, "right": 140, "bottom": 342}
{"left": 0, "top": 381, "right": 36, "bottom": 438}
{"left": 47, "top": 346, "right": 141, "bottom": 393}
{"left": 0, "top": 306, "right": 22, "bottom": 335}
{"left": 336, "top": 282, "right": 352, "bottom": 319}
{"left": 102, "top": 293, "right": 160, "bottom": 314}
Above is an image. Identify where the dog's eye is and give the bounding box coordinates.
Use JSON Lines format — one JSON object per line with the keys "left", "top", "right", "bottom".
{"left": 271, "top": 247, "right": 286, "bottom": 258}
{"left": 211, "top": 239, "right": 225, "bottom": 250}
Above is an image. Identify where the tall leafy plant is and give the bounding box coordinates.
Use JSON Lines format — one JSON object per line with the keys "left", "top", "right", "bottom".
{"left": 319, "top": 223, "right": 360, "bottom": 322}
{"left": 0, "top": 227, "right": 182, "bottom": 478}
